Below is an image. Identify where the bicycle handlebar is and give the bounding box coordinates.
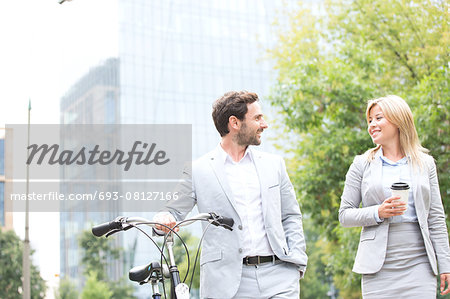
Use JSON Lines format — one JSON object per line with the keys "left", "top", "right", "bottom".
{"left": 92, "top": 217, "right": 124, "bottom": 237}
{"left": 91, "top": 212, "right": 234, "bottom": 237}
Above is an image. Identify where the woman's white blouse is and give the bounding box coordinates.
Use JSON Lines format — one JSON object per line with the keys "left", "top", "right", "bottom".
{"left": 379, "top": 150, "right": 418, "bottom": 223}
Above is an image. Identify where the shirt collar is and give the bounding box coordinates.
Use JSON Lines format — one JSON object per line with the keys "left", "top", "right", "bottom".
{"left": 217, "top": 143, "right": 253, "bottom": 164}
{"left": 379, "top": 147, "right": 408, "bottom": 166}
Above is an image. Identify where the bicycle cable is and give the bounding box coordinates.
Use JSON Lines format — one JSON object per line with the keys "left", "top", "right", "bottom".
{"left": 114, "top": 222, "right": 170, "bottom": 299}
{"left": 163, "top": 221, "right": 192, "bottom": 283}
{"left": 158, "top": 223, "right": 191, "bottom": 298}
{"left": 129, "top": 222, "right": 170, "bottom": 266}
{"left": 188, "top": 221, "right": 214, "bottom": 291}
{"left": 114, "top": 215, "right": 231, "bottom": 298}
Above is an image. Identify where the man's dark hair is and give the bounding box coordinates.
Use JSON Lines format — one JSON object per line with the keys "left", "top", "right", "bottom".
{"left": 212, "top": 91, "right": 259, "bottom": 137}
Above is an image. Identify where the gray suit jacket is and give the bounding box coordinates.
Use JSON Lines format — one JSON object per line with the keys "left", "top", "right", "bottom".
{"left": 339, "top": 150, "right": 450, "bottom": 275}
{"left": 166, "top": 146, "right": 307, "bottom": 298}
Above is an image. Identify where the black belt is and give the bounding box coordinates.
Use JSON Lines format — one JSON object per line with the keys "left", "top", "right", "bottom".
{"left": 243, "top": 255, "right": 279, "bottom": 266}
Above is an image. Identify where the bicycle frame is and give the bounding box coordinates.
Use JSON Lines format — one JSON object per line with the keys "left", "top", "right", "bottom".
{"left": 165, "top": 232, "right": 186, "bottom": 299}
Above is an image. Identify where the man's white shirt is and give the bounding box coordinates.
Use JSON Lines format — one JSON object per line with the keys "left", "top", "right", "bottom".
{"left": 219, "top": 144, "right": 274, "bottom": 257}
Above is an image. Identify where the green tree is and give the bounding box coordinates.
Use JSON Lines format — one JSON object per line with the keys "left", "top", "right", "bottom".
{"left": 55, "top": 278, "right": 78, "bottom": 299}
{"left": 79, "top": 230, "right": 120, "bottom": 282}
{"left": 109, "top": 278, "right": 135, "bottom": 299}
{"left": 81, "top": 271, "right": 112, "bottom": 299}
{"left": 269, "top": 0, "right": 448, "bottom": 297}
{"left": 78, "top": 230, "right": 136, "bottom": 299}
{"left": 0, "top": 229, "right": 47, "bottom": 299}
{"left": 300, "top": 216, "right": 330, "bottom": 299}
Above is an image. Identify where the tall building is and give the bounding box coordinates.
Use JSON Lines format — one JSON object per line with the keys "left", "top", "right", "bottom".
{"left": 60, "top": 58, "right": 119, "bottom": 125}
{"left": 117, "top": 0, "right": 288, "bottom": 157}
{"left": 59, "top": 58, "right": 122, "bottom": 283}
{"left": 0, "top": 129, "right": 13, "bottom": 231}
{"left": 59, "top": 0, "right": 295, "bottom": 296}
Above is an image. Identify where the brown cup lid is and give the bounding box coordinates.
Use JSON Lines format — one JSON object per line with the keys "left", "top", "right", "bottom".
{"left": 391, "top": 182, "right": 410, "bottom": 190}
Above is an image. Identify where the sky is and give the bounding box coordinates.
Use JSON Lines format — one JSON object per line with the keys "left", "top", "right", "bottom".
{"left": 0, "top": 0, "right": 118, "bottom": 296}
{"left": 0, "top": 0, "right": 118, "bottom": 126}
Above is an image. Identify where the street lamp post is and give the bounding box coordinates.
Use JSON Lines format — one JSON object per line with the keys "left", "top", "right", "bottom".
{"left": 22, "top": 99, "right": 31, "bottom": 299}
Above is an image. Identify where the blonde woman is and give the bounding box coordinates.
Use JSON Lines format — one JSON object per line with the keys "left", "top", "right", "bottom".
{"left": 339, "top": 95, "right": 450, "bottom": 298}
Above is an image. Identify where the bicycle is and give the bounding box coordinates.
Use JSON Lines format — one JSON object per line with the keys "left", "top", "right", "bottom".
{"left": 92, "top": 212, "right": 234, "bottom": 299}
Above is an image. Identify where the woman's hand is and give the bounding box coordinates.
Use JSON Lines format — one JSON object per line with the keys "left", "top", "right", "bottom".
{"left": 378, "top": 196, "right": 407, "bottom": 219}
{"left": 441, "top": 273, "right": 450, "bottom": 295}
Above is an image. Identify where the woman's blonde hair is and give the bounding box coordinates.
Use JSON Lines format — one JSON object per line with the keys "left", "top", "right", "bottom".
{"left": 365, "top": 95, "right": 428, "bottom": 169}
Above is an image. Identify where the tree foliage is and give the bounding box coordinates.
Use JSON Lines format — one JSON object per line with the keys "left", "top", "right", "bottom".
{"left": 80, "top": 272, "right": 112, "bottom": 299}
{"left": 78, "top": 230, "right": 135, "bottom": 299}
{"left": 55, "top": 278, "right": 78, "bottom": 299}
{"left": 0, "top": 229, "right": 47, "bottom": 299}
{"left": 269, "top": 0, "right": 448, "bottom": 296}
{"left": 78, "top": 230, "right": 120, "bottom": 282}
{"left": 299, "top": 215, "right": 331, "bottom": 299}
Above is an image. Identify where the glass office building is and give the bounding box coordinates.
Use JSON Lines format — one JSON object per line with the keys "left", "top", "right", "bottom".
{"left": 118, "top": 0, "right": 294, "bottom": 157}
{"left": 59, "top": 0, "right": 295, "bottom": 296}
{"left": 0, "top": 138, "right": 4, "bottom": 227}
{"left": 59, "top": 1, "right": 293, "bottom": 152}
{"left": 0, "top": 132, "right": 13, "bottom": 231}
{"left": 59, "top": 58, "right": 122, "bottom": 282}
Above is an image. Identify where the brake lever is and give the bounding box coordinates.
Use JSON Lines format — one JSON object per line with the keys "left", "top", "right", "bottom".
{"left": 220, "top": 223, "right": 233, "bottom": 231}
{"left": 122, "top": 224, "right": 134, "bottom": 231}
{"left": 105, "top": 223, "right": 135, "bottom": 238}
{"left": 105, "top": 229, "right": 122, "bottom": 238}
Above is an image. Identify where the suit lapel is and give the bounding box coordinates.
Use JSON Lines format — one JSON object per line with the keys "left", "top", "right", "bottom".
{"left": 371, "top": 151, "right": 386, "bottom": 204}
{"left": 208, "top": 148, "right": 239, "bottom": 214}
{"left": 251, "top": 149, "right": 269, "bottom": 221}
{"left": 411, "top": 164, "right": 425, "bottom": 222}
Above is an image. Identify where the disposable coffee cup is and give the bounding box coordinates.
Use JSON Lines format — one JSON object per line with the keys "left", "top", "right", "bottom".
{"left": 390, "top": 182, "right": 410, "bottom": 210}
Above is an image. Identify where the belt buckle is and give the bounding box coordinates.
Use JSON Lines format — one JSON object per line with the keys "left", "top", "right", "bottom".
{"left": 245, "top": 256, "right": 260, "bottom": 266}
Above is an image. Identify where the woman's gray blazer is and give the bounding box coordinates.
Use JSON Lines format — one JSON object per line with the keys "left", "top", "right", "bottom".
{"left": 339, "top": 150, "right": 450, "bottom": 275}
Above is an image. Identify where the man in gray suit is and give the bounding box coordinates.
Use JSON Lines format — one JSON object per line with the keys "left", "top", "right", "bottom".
{"left": 155, "top": 91, "right": 307, "bottom": 298}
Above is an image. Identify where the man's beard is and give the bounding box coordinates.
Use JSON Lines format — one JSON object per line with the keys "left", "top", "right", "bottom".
{"left": 235, "top": 123, "right": 262, "bottom": 146}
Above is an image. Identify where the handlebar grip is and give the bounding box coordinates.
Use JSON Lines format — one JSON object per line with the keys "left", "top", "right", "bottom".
{"left": 215, "top": 216, "right": 234, "bottom": 230}
{"left": 92, "top": 220, "right": 122, "bottom": 237}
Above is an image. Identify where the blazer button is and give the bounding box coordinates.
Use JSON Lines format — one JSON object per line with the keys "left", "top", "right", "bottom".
{"left": 238, "top": 225, "right": 243, "bottom": 230}
{"left": 238, "top": 248, "right": 243, "bottom": 253}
